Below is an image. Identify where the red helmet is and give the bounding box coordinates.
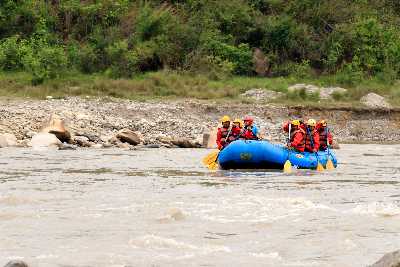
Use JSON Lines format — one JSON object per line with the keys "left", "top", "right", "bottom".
{"left": 243, "top": 115, "right": 254, "bottom": 122}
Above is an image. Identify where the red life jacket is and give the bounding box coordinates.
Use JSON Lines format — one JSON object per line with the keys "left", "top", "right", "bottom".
{"left": 243, "top": 125, "right": 257, "bottom": 140}
{"left": 305, "top": 128, "right": 319, "bottom": 152}
{"left": 319, "top": 127, "right": 332, "bottom": 150}
{"left": 290, "top": 128, "right": 305, "bottom": 152}
{"left": 228, "top": 126, "right": 242, "bottom": 143}
{"left": 217, "top": 126, "right": 231, "bottom": 149}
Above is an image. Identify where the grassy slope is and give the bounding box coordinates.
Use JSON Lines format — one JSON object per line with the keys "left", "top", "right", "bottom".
{"left": 0, "top": 71, "right": 399, "bottom": 107}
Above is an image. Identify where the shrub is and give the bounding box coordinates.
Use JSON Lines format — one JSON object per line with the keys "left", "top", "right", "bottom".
{"left": 0, "top": 36, "right": 29, "bottom": 70}
{"left": 22, "top": 44, "right": 68, "bottom": 84}
{"left": 105, "top": 40, "right": 139, "bottom": 78}
{"left": 205, "top": 40, "right": 252, "bottom": 75}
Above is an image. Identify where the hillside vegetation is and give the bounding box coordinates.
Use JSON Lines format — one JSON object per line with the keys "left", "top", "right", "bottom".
{"left": 1, "top": 0, "right": 400, "bottom": 102}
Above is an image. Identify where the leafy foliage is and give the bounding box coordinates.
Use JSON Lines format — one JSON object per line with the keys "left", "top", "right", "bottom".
{"left": 1, "top": 0, "right": 400, "bottom": 84}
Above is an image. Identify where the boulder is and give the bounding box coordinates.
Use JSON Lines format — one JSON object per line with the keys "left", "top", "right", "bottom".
{"left": 203, "top": 127, "right": 218, "bottom": 149}
{"left": 240, "top": 89, "right": 284, "bottom": 102}
{"left": 4, "top": 260, "right": 29, "bottom": 267}
{"left": 117, "top": 142, "right": 133, "bottom": 149}
{"left": 41, "top": 114, "right": 71, "bottom": 142}
{"left": 29, "top": 133, "right": 61, "bottom": 150}
{"left": 116, "top": 129, "right": 143, "bottom": 145}
{"left": 369, "top": 250, "right": 400, "bottom": 267}
{"left": 361, "top": 93, "right": 392, "bottom": 109}
{"left": 253, "top": 48, "right": 270, "bottom": 77}
{"left": 73, "top": 136, "right": 91, "bottom": 147}
{"left": 319, "top": 87, "right": 348, "bottom": 99}
{"left": 156, "top": 134, "right": 173, "bottom": 145}
{"left": 171, "top": 137, "right": 202, "bottom": 148}
{"left": 0, "top": 133, "right": 18, "bottom": 148}
{"left": 74, "top": 132, "right": 100, "bottom": 143}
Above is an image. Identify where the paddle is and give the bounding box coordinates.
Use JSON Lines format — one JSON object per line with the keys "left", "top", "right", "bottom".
{"left": 202, "top": 125, "right": 233, "bottom": 170}
{"left": 283, "top": 123, "right": 292, "bottom": 173}
{"left": 325, "top": 127, "right": 335, "bottom": 170}
{"left": 308, "top": 127, "right": 324, "bottom": 171}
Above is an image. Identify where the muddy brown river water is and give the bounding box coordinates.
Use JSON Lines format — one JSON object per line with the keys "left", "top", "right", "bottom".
{"left": 1, "top": 144, "right": 400, "bottom": 267}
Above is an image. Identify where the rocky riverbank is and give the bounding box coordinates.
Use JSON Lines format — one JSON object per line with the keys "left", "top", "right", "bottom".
{"left": 0, "top": 97, "right": 399, "bottom": 149}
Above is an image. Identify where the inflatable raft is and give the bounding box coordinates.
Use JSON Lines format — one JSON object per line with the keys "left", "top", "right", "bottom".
{"left": 218, "top": 140, "right": 337, "bottom": 170}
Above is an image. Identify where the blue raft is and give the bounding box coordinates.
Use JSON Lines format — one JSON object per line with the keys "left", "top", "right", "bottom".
{"left": 218, "top": 140, "right": 337, "bottom": 170}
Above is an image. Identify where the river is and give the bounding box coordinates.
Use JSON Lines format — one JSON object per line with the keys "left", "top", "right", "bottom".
{"left": 1, "top": 144, "right": 399, "bottom": 267}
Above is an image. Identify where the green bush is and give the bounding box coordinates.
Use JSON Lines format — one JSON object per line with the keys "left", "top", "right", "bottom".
{"left": 205, "top": 40, "right": 252, "bottom": 75}
{"left": 105, "top": 40, "right": 139, "bottom": 78}
{"left": 0, "top": 36, "right": 29, "bottom": 70}
{"left": 22, "top": 44, "right": 68, "bottom": 84}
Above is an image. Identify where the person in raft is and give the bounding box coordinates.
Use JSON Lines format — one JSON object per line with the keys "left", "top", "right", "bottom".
{"left": 287, "top": 119, "right": 306, "bottom": 152}
{"left": 227, "top": 119, "right": 244, "bottom": 143}
{"left": 304, "top": 119, "right": 320, "bottom": 152}
{"left": 216, "top": 115, "right": 232, "bottom": 150}
{"left": 316, "top": 120, "right": 333, "bottom": 150}
{"left": 242, "top": 115, "right": 259, "bottom": 140}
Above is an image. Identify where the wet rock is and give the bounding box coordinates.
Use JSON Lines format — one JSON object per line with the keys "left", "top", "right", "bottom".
{"left": 0, "top": 133, "right": 18, "bottom": 148}
{"left": 145, "top": 144, "right": 161, "bottom": 148}
{"left": 59, "top": 143, "right": 78, "bottom": 150}
{"left": 73, "top": 136, "right": 91, "bottom": 147}
{"left": 369, "top": 250, "right": 400, "bottom": 267}
{"left": 29, "top": 132, "right": 61, "bottom": 150}
{"left": 240, "top": 89, "right": 284, "bottom": 102}
{"left": 103, "top": 142, "right": 113, "bottom": 148}
{"left": 41, "top": 114, "right": 71, "bottom": 142}
{"left": 171, "top": 137, "right": 202, "bottom": 148}
{"left": 116, "top": 129, "right": 142, "bottom": 146}
{"left": 253, "top": 48, "right": 270, "bottom": 77}
{"left": 361, "top": 93, "right": 391, "bottom": 109}
{"left": 118, "top": 142, "right": 134, "bottom": 149}
{"left": 4, "top": 260, "right": 29, "bottom": 267}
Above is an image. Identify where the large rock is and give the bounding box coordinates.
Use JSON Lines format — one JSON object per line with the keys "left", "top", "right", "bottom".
{"left": 29, "top": 133, "right": 62, "bottom": 150}
{"left": 369, "top": 250, "right": 400, "bottom": 267}
{"left": 116, "top": 129, "right": 143, "bottom": 145}
{"left": 202, "top": 127, "right": 218, "bottom": 149}
{"left": 253, "top": 48, "right": 270, "bottom": 77}
{"left": 0, "top": 133, "right": 18, "bottom": 148}
{"left": 41, "top": 114, "right": 71, "bottom": 142}
{"left": 361, "top": 93, "right": 392, "bottom": 109}
{"left": 319, "top": 87, "right": 348, "bottom": 99}
{"left": 171, "top": 137, "right": 202, "bottom": 148}
{"left": 73, "top": 136, "right": 91, "bottom": 147}
{"left": 240, "top": 89, "right": 284, "bottom": 102}
{"left": 4, "top": 260, "right": 29, "bottom": 267}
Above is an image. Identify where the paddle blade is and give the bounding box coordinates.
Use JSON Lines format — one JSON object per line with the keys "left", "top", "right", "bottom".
{"left": 316, "top": 162, "right": 324, "bottom": 172}
{"left": 208, "top": 161, "right": 219, "bottom": 170}
{"left": 283, "top": 160, "right": 292, "bottom": 173}
{"left": 202, "top": 151, "right": 219, "bottom": 166}
{"left": 326, "top": 159, "right": 335, "bottom": 170}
